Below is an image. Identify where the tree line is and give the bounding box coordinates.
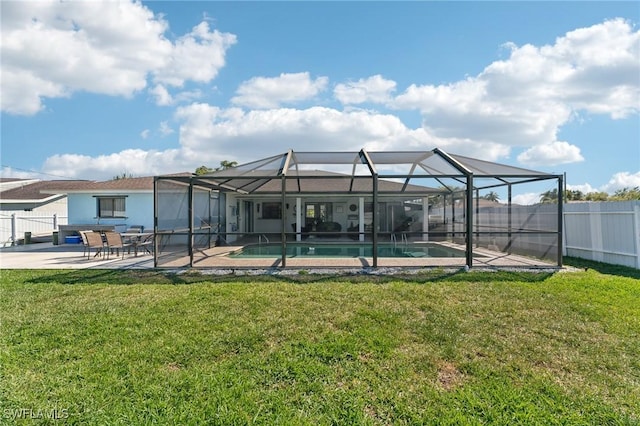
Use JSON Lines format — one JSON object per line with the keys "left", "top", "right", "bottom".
{"left": 540, "top": 187, "right": 640, "bottom": 203}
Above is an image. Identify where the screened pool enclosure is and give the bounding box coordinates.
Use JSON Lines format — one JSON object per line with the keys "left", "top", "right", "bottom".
{"left": 154, "top": 149, "right": 563, "bottom": 269}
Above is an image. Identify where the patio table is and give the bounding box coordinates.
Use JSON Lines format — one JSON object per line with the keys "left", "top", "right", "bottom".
{"left": 120, "top": 232, "right": 154, "bottom": 257}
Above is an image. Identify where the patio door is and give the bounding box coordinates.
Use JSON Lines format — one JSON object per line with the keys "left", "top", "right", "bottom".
{"left": 305, "top": 202, "right": 332, "bottom": 228}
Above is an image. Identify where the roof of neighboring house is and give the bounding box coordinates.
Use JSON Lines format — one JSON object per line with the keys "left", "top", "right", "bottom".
{"left": 0, "top": 178, "right": 28, "bottom": 183}
{"left": 0, "top": 180, "right": 87, "bottom": 203}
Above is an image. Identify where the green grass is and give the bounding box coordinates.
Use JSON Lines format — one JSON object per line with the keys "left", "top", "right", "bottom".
{"left": 1, "top": 259, "right": 639, "bottom": 424}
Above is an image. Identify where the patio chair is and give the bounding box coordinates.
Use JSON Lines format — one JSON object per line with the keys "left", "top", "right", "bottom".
{"left": 104, "top": 231, "right": 133, "bottom": 260}
{"left": 79, "top": 231, "right": 90, "bottom": 258}
{"left": 84, "top": 231, "right": 106, "bottom": 260}
{"left": 136, "top": 233, "right": 154, "bottom": 256}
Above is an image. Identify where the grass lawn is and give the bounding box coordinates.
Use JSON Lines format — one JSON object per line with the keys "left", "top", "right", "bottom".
{"left": 1, "top": 259, "right": 639, "bottom": 424}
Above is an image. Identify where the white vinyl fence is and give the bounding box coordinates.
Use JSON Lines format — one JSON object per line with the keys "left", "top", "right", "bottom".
{"left": 564, "top": 201, "right": 640, "bottom": 269}
{"left": 0, "top": 211, "right": 68, "bottom": 247}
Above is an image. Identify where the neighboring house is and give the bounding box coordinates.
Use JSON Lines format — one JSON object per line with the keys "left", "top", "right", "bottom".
{"left": 0, "top": 179, "right": 86, "bottom": 245}
{"left": 0, "top": 179, "right": 79, "bottom": 212}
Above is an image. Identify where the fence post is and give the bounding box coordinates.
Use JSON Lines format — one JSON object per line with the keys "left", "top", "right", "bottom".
{"left": 11, "top": 213, "right": 16, "bottom": 246}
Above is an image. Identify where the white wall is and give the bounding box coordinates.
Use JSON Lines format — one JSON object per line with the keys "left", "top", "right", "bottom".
{"left": 68, "top": 193, "right": 154, "bottom": 231}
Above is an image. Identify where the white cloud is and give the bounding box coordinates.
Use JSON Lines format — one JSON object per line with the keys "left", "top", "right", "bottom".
{"left": 0, "top": 1, "right": 236, "bottom": 115}
{"left": 566, "top": 183, "right": 597, "bottom": 194}
{"left": 517, "top": 141, "right": 584, "bottom": 167}
{"left": 601, "top": 171, "right": 640, "bottom": 193}
{"left": 153, "top": 21, "right": 236, "bottom": 87}
{"left": 512, "top": 193, "right": 541, "bottom": 206}
{"left": 38, "top": 104, "right": 437, "bottom": 179}
{"left": 140, "top": 129, "right": 150, "bottom": 139}
{"left": 334, "top": 75, "right": 397, "bottom": 105}
{"left": 173, "top": 103, "right": 434, "bottom": 163}
{"left": 0, "top": 167, "right": 41, "bottom": 180}
{"left": 149, "top": 84, "right": 203, "bottom": 106}
{"left": 231, "top": 72, "right": 329, "bottom": 109}
{"left": 42, "top": 149, "right": 183, "bottom": 180}
{"left": 392, "top": 18, "right": 639, "bottom": 167}
{"left": 159, "top": 121, "right": 174, "bottom": 136}
{"left": 149, "top": 84, "right": 173, "bottom": 106}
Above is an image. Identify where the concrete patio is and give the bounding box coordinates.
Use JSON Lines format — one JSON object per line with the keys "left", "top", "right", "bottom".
{"left": 0, "top": 242, "right": 154, "bottom": 269}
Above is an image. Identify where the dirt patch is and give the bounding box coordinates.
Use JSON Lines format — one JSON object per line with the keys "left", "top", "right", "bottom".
{"left": 437, "top": 362, "right": 464, "bottom": 391}
{"left": 165, "top": 362, "right": 182, "bottom": 372}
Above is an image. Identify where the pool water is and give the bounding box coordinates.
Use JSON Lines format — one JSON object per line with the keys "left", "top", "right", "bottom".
{"left": 229, "top": 243, "right": 469, "bottom": 258}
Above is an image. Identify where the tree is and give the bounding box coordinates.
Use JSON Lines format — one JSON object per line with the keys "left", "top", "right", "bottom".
{"left": 585, "top": 191, "right": 609, "bottom": 201}
{"left": 565, "top": 189, "right": 584, "bottom": 201}
{"left": 611, "top": 187, "right": 640, "bottom": 201}
{"left": 216, "top": 160, "right": 238, "bottom": 171}
{"left": 482, "top": 191, "right": 500, "bottom": 202}
{"left": 195, "top": 160, "right": 239, "bottom": 175}
{"left": 539, "top": 189, "right": 558, "bottom": 204}
{"left": 112, "top": 172, "right": 134, "bottom": 180}
{"left": 195, "top": 166, "right": 214, "bottom": 175}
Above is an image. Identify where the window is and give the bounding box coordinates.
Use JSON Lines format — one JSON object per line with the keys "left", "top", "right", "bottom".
{"left": 305, "top": 202, "right": 332, "bottom": 225}
{"left": 97, "top": 197, "right": 126, "bottom": 218}
{"left": 261, "top": 202, "right": 281, "bottom": 219}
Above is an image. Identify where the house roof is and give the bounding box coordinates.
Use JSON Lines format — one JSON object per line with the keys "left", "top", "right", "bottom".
{"left": 40, "top": 173, "right": 193, "bottom": 195}
{"left": 0, "top": 178, "right": 28, "bottom": 183}
{"left": 0, "top": 180, "right": 86, "bottom": 203}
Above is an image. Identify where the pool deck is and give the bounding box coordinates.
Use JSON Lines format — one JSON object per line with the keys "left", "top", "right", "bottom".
{"left": 177, "top": 241, "right": 557, "bottom": 270}
{"left": 0, "top": 241, "right": 558, "bottom": 271}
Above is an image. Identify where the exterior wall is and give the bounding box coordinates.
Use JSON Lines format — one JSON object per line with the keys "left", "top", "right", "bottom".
{"left": 0, "top": 197, "right": 67, "bottom": 213}
{"left": 225, "top": 194, "right": 239, "bottom": 243}
{"left": 244, "top": 195, "right": 424, "bottom": 238}
{"left": 249, "top": 196, "right": 367, "bottom": 236}
{"left": 67, "top": 192, "right": 154, "bottom": 231}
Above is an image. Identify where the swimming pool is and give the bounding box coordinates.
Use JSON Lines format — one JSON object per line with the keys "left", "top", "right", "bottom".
{"left": 229, "top": 243, "right": 470, "bottom": 258}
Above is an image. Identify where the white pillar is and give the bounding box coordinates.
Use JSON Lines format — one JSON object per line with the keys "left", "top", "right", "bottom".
{"left": 296, "top": 197, "right": 302, "bottom": 241}
{"left": 422, "top": 197, "right": 429, "bottom": 241}
{"left": 359, "top": 197, "right": 365, "bottom": 242}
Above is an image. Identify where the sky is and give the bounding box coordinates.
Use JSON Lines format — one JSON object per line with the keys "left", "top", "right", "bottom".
{"left": 1, "top": 1, "right": 639, "bottom": 204}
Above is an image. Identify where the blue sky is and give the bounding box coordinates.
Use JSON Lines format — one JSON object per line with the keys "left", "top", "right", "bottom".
{"left": 1, "top": 1, "right": 638, "bottom": 204}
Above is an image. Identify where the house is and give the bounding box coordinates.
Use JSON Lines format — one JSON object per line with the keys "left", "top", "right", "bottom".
{"left": 154, "top": 149, "right": 564, "bottom": 269}
{"left": 0, "top": 179, "right": 87, "bottom": 245}
{"left": 42, "top": 174, "right": 190, "bottom": 241}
